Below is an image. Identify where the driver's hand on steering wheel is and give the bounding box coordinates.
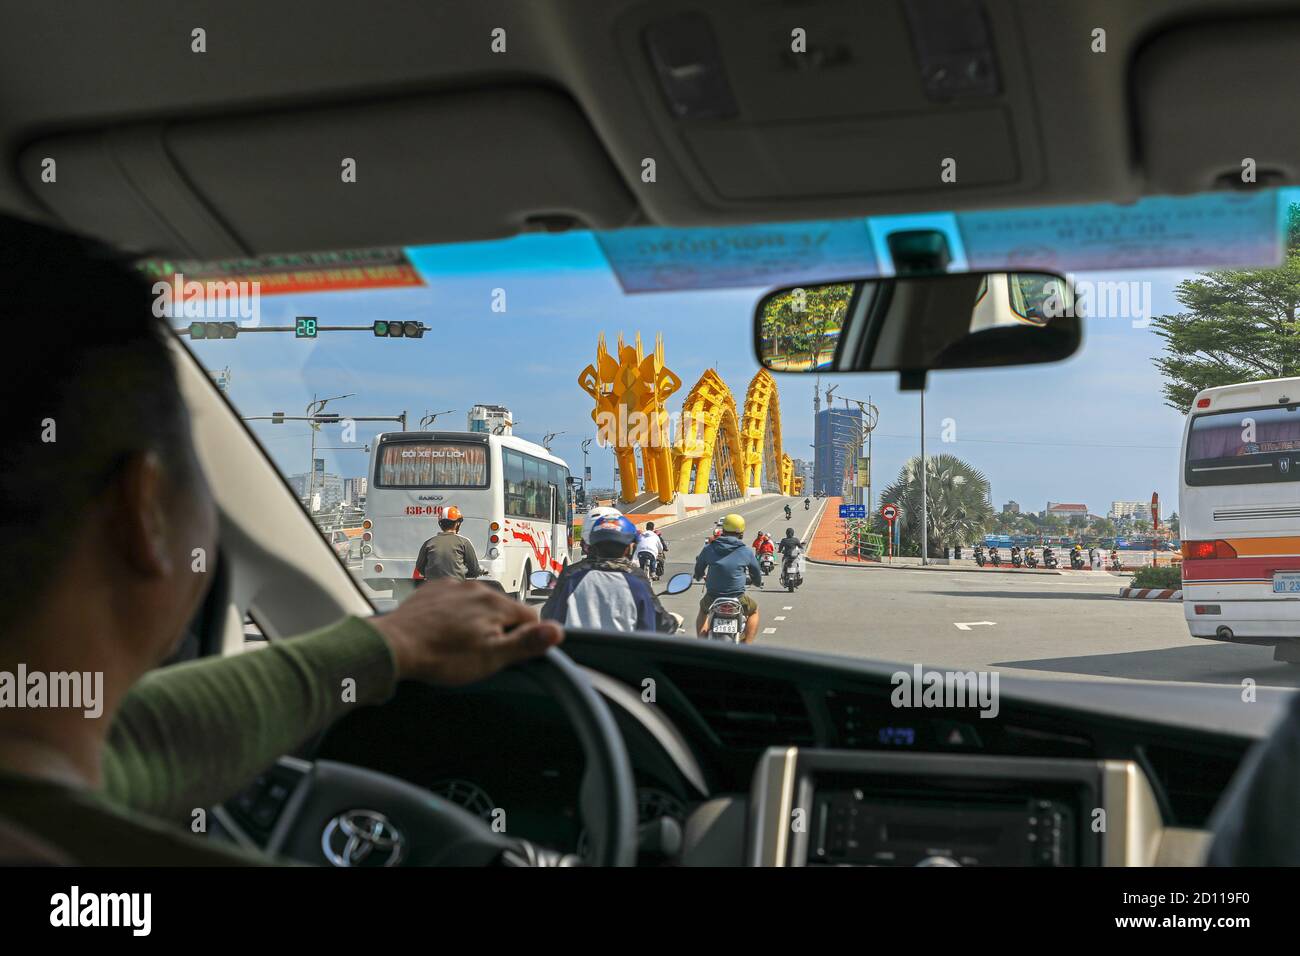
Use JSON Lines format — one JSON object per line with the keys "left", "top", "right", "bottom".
{"left": 370, "top": 579, "right": 563, "bottom": 687}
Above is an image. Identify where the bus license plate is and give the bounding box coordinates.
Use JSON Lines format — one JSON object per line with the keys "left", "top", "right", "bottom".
{"left": 712, "top": 619, "right": 739, "bottom": 633}
{"left": 1274, "top": 572, "right": 1300, "bottom": 594}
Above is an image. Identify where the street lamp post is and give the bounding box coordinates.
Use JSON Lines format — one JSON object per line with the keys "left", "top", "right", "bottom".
{"left": 581, "top": 439, "right": 592, "bottom": 499}
{"left": 305, "top": 393, "right": 355, "bottom": 508}
{"left": 419, "top": 409, "right": 455, "bottom": 427}
{"left": 920, "top": 390, "right": 928, "bottom": 566}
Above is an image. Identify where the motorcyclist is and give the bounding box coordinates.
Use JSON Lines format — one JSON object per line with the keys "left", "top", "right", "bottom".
{"left": 752, "top": 531, "right": 776, "bottom": 557}
{"left": 784, "top": 503, "right": 793, "bottom": 520}
{"left": 541, "top": 514, "right": 677, "bottom": 633}
{"left": 580, "top": 504, "right": 623, "bottom": 557}
{"left": 804, "top": 497, "right": 811, "bottom": 511}
{"left": 693, "top": 513, "right": 763, "bottom": 643}
{"left": 414, "top": 505, "right": 482, "bottom": 584}
{"left": 634, "top": 520, "right": 664, "bottom": 578}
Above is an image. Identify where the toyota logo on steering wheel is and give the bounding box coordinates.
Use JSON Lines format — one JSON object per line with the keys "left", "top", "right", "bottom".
{"left": 321, "top": 809, "right": 406, "bottom": 867}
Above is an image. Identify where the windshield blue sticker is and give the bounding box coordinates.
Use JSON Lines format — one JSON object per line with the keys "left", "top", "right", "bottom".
{"left": 959, "top": 190, "right": 1285, "bottom": 272}
{"left": 595, "top": 219, "right": 879, "bottom": 293}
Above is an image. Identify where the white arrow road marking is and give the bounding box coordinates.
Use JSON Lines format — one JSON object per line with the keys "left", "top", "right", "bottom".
{"left": 953, "top": 621, "right": 997, "bottom": 631}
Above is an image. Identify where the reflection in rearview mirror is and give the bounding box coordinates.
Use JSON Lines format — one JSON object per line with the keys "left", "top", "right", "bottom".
{"left": 756, "top": 272, "right": 1081, "bottom": 377}
{"left": 529, "top": 569, "right": 556, "bottom": 590}
{"left": 664, "top": 572, "right": 694, "bottom": 595}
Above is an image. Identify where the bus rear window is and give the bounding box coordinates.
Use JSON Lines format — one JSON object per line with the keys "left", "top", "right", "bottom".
{"left": 376, "top": 442, "right": 488, "bottom": 488}
{"left": 1186, "top": 405, "right": 1300, "bottom": 486}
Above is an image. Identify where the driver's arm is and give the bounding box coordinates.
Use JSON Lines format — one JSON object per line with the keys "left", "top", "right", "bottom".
{"left": 104, "top": 617, "right": 398, "bottom": 821}
{"left": 105, "top": 581, "right": 561, "bottom": 822}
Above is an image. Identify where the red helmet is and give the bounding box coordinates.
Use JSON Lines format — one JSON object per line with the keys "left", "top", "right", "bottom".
{"left": 444, "top": 506, "right": 463, "bottom": 521}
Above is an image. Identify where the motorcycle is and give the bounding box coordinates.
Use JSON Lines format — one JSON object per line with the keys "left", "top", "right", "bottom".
{"left": 1043, "top": 546, "right": 1059, "bottom": 569}
{"left": 784, "top": 505, "right": 792, "bottom": 520}
{"left": 704, "top": 594, "right": 746, "bottom": 643}
{"left": 974, "top": 545, "right": 986, "bottom": 567}
{"left": 760, "top": 551, "right": 775, "bottom": 575}
{"left": 1070, "top": 546, "right": 1085, "bottom": 570}
{"left": 1011, "top": 545, "right": 1022, "bottom": 568}
{"left": 990, "top": 546, "right": 1002, "bottom": 567}
{"left": 654, "top": 554, "right": 666, "bottom": 580}
{"left": 1109, "top": 549, "right": 1122, "bottom": 571}
{"left": 1025, "top": 547, "right": 1038, "bottom": 568}
{"left": 780, "top": 544, "right": 805, "bottom": 592}
{"left": 804, "top": 499, "right": 811, "bottom": 511}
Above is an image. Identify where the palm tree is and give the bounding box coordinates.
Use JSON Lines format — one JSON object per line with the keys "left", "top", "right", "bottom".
{"left": 875, "top": 454, "right": 994, "bottom": 555}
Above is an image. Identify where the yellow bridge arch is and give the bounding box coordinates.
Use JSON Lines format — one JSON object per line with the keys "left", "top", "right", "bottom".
{"left": 579, "top": 332, "right": 793, "bottom": 506}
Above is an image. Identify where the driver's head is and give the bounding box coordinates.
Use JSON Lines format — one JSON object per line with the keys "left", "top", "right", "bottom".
{"left": 786, "top": 527, "right": 795, "bottom": 538}
{"left": 1, "top": 216, "right": 218, "bottom": 667}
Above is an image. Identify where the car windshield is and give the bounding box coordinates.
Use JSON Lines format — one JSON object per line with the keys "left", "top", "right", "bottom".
{"left": 170, "top": 190, "right": 1300, "bottom": 691}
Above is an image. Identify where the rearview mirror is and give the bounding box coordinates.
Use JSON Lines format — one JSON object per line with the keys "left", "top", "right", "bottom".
{"left": 754, "top": 272, "right": 1082, "bottom": 385}
{"left": 529, "top": 569, "right": 556, "bottom": 590}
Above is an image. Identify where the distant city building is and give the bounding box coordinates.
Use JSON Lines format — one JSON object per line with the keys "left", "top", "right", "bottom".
{"left": 468, "top": 404, "right": 513, "bottom": 435}
{"left": 791, "top": 457, "right": 813, "bottom": 480}
{"left": 1110, "top": 500, "right": 1152, "bottom": 522}
{"left": 1043, "top": 502, "right": 1089, "bottom": 520}
{"left": 343, "top": 476, "right": 368, "bottom": 506}
{"left": 289, "top": 458, "right": 344, "bottom": 513}
{"left": 813, "top": 406, "right": 863, "bottom": 497}
{"left": 1002, "top": 500, "right": 1020, "bottom": 514}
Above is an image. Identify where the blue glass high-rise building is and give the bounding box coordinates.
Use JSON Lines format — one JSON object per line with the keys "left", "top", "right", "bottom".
{"left": 813, "top": 406, "right": 863, "bottom": 497}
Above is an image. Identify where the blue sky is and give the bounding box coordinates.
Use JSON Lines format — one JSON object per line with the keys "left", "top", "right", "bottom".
{"left": 183, "top": 210, "right": 1283, "bottom": 519}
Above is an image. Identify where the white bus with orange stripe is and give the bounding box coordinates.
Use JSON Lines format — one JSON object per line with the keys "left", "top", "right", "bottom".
{"left": 360, "top": 430, "right": 571, "bottom": 601}
{"left": 1179, "top": 377, "right": 1300, "bottom": 660}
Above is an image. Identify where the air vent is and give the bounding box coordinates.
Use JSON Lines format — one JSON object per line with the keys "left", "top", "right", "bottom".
{"left": 662, "top": 665, "right": 814, "bottom": 750}
{"left": 1214, "top": 505, "right": 1300, "bottom": 521}
{"left": 1142, "top": 744, "right": 1245, "bottom": 827}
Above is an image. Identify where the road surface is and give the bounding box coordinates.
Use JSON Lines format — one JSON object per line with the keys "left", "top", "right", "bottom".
{"left": 649, "top": 496, "right": 1300, "bottom": 690}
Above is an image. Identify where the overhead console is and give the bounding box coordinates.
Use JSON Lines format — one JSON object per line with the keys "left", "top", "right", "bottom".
{"left": 747, "top": 748, "right": 1203, "bottom": 867}
{"left": 613, "top": 0, "right": 1048, "bottom": 219}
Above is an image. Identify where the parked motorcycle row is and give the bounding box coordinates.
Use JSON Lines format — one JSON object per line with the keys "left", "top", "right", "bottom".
{"left": 972, "top": 543, "right": 1119, "bottom": 571}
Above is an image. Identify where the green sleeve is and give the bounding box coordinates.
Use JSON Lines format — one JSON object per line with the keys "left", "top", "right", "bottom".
{"left": 102, "top": 616, "right": 397, "bottom": 821}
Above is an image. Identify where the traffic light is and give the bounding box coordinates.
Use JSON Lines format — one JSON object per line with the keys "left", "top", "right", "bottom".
{"left": 372, "top": 320, "right": 425, "bottom": 339}
{"left": 189, "top": 321, "right": 239, "bottom": 340}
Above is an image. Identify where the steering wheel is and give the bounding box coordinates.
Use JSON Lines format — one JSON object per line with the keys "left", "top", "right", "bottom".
{"left": 266, "top": 647, "right": 639, "bottom": 866}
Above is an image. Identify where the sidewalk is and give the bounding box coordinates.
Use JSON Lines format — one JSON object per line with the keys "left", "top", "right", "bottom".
{"left": 805, "top": 496, "right": 876, "bottom": 564}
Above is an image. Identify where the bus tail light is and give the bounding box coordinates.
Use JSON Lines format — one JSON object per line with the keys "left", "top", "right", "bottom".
{"left": 362, "top": 519, "right": 372, "bottom": 530}
{"left": 373, "top": 563, "right": 383, "bottom": 573}
{"left": 489, "top": 534, "right": 500, "bottom": 544}
{"left": 1194, "top": 604, "right": 1222, "bottom": 615}
{"left": 490, "top": 522, "right": 500, "bottom": 532}
{"left": 362, "top": 531, "right": 372, "bottom": 541}
{"left": 1195, "top": 398, "right": 1211, "bottom": 408}
{"left": 1182, "top": 540, "right": 1237, "bottom": 560}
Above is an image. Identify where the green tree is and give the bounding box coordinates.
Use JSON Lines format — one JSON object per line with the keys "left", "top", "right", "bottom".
{"left": 759, "top": 283, "right": 853, "bottom": 370}
{"left": 1150, "top": 203, "right": 1300, "bottom": 411}
{"left": 874, "top": 454, "right": 994, "bottom": 555}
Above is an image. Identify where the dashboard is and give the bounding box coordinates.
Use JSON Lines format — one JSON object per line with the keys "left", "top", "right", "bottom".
{"left": 292, "top": 629, "right": 1284, "bottom": 866}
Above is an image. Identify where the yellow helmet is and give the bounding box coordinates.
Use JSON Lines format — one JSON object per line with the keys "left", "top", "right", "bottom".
{"left": 722, "top": 513, "right": 746, "bottom": 533}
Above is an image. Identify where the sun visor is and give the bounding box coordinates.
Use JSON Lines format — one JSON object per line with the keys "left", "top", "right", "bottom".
{"left": 20, "top": 88, "right": 638, "bottom": 258}
{"left": 1134, "top": 18, "right": 1300, "bottom": 193}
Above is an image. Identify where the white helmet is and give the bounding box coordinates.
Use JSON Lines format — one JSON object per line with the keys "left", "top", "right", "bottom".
{"left": 581, "top": 506, "right": 623, "bottom": 546}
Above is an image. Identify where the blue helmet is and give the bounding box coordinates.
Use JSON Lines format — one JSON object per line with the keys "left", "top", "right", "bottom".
{"left": 588, "top": 513, "right": 638, "bottom": 546}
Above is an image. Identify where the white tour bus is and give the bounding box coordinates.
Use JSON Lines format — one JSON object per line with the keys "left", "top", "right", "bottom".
{"left": 1179, "top": 376, "right": 1300, "bottom": 661}
{"left": 360, "top": 430, "right": 572, "bottom": 601}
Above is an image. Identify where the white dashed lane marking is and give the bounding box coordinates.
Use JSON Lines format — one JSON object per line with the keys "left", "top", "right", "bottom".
{"left": 775, "top": 616, "right": 786, "bottom": 621}
{"left": 763, "top": 627, "right": 777, "bottom": 634}
{"left": 783, "top": 606, "right": 793, "bottom": 610}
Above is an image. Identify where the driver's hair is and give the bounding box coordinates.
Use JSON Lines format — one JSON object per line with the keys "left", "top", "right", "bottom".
{"left": 0, "top": 216, "right": 192, "bottom": 629}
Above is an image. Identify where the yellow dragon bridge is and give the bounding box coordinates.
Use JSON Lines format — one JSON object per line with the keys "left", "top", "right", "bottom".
{"left": 578, "top": 332, "right": 796, "bottom": 506}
